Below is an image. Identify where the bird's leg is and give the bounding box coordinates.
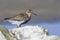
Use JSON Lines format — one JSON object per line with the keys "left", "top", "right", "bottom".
{"left": 17, "top": 24, "right": 20, "bottom": 28}
{"left": 17, "top": 26, "right": 19, "bottom": 28}
{"left": 19, "top": 24, "right": 22, "bottom": 27}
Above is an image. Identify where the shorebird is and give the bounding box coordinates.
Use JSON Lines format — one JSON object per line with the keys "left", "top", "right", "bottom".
{"left": 4, "top": 9, "right": 37, "bottom": 27}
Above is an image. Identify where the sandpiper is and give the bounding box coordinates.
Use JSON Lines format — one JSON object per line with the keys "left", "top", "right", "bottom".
{"left": 4, "top": 9, "right": 37, "bottom": 27}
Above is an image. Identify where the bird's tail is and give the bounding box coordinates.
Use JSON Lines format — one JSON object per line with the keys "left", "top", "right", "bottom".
{"left": 2, "top": 18, "right": 9, "bottom": 22}
{"left": 4, "top": 18, "right": 9, "bottom": 20}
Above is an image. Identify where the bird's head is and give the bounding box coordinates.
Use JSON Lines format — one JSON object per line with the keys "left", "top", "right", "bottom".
{"left": 26, "top": 9, "right": 37, "bottom": 17}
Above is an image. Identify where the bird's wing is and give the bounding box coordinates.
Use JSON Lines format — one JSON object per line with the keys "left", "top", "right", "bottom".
{"left": 11, "top": 13, "right": 26, "bottom": 21}
{"left": 4, "top": 16, "right": 24, "bottom": 21}
{"left": 4, "top": 13, "right": 26, "bottom": 21}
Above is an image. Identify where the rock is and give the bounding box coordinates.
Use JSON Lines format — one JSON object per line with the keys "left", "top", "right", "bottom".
{"left": 0, "top": 26, "right": 14, "bottom": 40}
{"left": 0, "top": 31, "right": 6, "bottom": 40}
{"left": 10, "top": 25, "right": 60, "bottom": 40}
{"left": 0, "top": 25, "right": 60, "bottom": 40}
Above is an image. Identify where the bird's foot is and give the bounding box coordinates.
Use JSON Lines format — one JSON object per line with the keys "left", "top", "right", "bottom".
{"left": 17, "top": 26, "right": 19, "bottom": 28}
{"left": 16, "top": 24, "right": 21, "bottom": 28}
{"left": 17, "top": 24, "right": 22, "bottom": 28}
{"left": 16, "top": 26, "right": 19, "bottom": 28}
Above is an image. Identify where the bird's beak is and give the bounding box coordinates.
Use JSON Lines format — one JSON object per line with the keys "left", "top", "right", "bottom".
{"left": 32, "top": 12, "right": 37, "bottom": 16}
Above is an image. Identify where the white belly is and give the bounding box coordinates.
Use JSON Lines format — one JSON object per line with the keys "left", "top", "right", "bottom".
{"left": 7, "top": 20, "right": 24, "bottom": 25}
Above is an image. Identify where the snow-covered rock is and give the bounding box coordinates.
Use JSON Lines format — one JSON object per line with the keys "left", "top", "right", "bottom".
{"left": 10, "top": 25, "right": 60, "bottom": 40}
{"left": 0, "top": 25, "right": 60, "bottom": 40}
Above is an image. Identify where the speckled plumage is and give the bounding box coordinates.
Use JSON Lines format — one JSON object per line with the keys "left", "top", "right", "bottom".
{"left": 4, "top": 9, "right": 32, "bottom": 27}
